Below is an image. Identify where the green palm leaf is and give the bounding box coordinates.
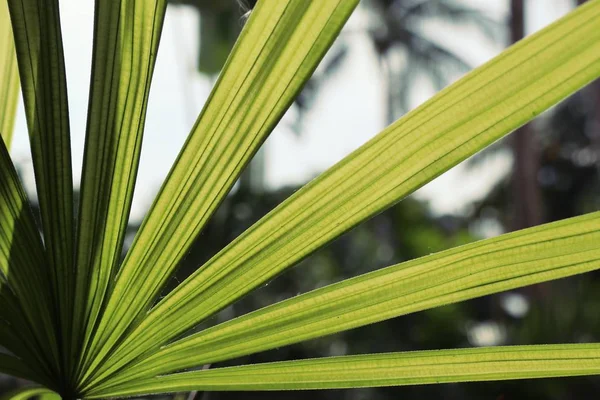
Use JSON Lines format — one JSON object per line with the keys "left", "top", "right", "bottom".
{"left": 81, "top": 0, "right": 359, "bottom": 381}
{"left": 89, "top": 212, "right": 600, "bottom": 390}
{"left": 0, "top": 0, "right": 599, "bottom": 397}
{"left": 72, "top": 0, "right": 167, "bottom": 380}
{"left": 0, "top": 138, "right": 60, "bottom": 380}
{"left": 0, "top": 387, "right": 59, "bottom": 400}
{"left": 0, "top": 0, "right": 18, "bottom": 147}
{"left": 88, "top": 344, "right": 600, "bottom": 397}
{"left": 85, "top": 0, "right": 600, "bottom": 388}
{"left": 7, "top": 0, "right": 74, "bottom": 373}
{"left": 0, "top": 354, "right": 41, "bottom": 386}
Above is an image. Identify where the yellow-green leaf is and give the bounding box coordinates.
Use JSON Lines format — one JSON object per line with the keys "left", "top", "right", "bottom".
{"left": 0, "top": 387, "right": 59, "bottom": 400}
{"left": 81, "top": 0, "right": 359, "bottom": 384}
{"left": 87, "top": 344, "right": 600, "bottom": 397}
{"left": 88, "top": 0, "right": 600, "bottom": 386}
{"left": 0, "top": 0, "right": 19, "bottom": 148}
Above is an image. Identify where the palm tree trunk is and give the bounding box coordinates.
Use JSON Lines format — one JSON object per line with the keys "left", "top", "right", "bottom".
{"left": 509, "top": 0, "right": 543, "bottom": 230}
{"left": 577, "top": 0, "right": 600, "bottom": 155}
{"left": 239, "top": 146, "right": 266, "bottom": 194}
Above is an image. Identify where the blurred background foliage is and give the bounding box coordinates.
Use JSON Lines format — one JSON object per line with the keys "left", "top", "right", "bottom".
{"left": 3, "top": 0, "right": 600, "bottom": 399}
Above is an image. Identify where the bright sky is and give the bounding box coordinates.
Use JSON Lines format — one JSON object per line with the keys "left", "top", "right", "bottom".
{"left": 9, "top": 0, "right": 576, "bottom": 221}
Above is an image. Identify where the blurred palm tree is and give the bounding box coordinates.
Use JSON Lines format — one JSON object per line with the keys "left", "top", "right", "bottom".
{"left": 509, "top": 0, "right": 543, "bottom": 230}
{"left": 169, "top": 0, "right": 256, "bottom": 76}
{"left": 365, "top": 0, "right": 500, "bottom": 122}
{"left": 167, "top": 0, "right": 500, "bottom": 191}
{"left": 475, "top": 0, "right": 599, "bottom": 231}
{"left": 576, "top": 0, "right": 600, "bottom": 152}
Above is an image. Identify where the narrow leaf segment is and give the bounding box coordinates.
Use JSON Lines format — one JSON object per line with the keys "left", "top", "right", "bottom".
{"left": 0, "top": 386, "right": 59, "bottom": 400}
{"left": 0, "top": 0, "right": 19, "bottom": 147}
{"left": 72, "top": 0, "right": 167, "bottom": 382}
{"left": 7, "top": 0, "right": 74, "bottom": 374}
{"left": 88, "top": 344, "right": 600, "bottom": 397}
{"left": 0, "top": 354, "right": 42, "bottom": 386}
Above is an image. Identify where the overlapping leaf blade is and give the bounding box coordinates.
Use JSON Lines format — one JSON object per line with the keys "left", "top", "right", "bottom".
{"left": 87, "top": 0, "right": 600, "bottom": 387}
{"left": 0, "top": 138, "right": 59, "bottom": 380}
{"left": 89, "top": 212, "right": 600, "bottom": 389}
{"left": 7, "top": 0, "right": 74, "bottom": 372}
{"left": 81, "top": 0, "right": 359, "bottom": 383}
{"left": 0, "top": 320, "right": 20, "bottom": 351}
{"left": 88, "top": 344, "right": 600, "bottom": 397}
{"left": 72, "top": 0, "right": 167, "bottom": 380}
{"left": 0, "top": 0, "right": 19, "bottom": 147}
{"left": 0, "top": 354, "right": 43, "bottom": 386}
{"left": 0, "top": 294, "right": 48, "bottom": 374}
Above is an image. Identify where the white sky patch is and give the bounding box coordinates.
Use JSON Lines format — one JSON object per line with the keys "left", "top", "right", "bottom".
{"left": 8, "top": 0, "right": 577, "bottom": 221}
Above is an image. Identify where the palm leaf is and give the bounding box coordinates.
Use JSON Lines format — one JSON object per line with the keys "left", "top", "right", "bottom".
{"left": 0, "top": 0, "right": 19, "bottom": 147}
{"left": 0, "top": 387, "right": 59, "bottom": 400}
{"left": 72, "top": 0, "right": 167, "bottom": 380}
{"left": 7, "top": 0, "right": 74, "bottom": 371}
{"left": 0, "top": 0, "right": 599, "bottom": 397}
{"left": 0, "top": 297, "right": 48, "bottom": 377}
{"left": 88, "top": 344, "right": 600, "bottom": 397}
{"left": 89, "top": 212, "right": 600, "bottom": 390}
{"left": 0, "top": 354, "right": 42, "bottom": 386}
{"left": 81, "top": 0, "right": 359, "bottom": 382}
{"left": 0, "top": 137, "right": 60, "bottom": 380}
{"left": 84, "top": 0, "right": 600, "bottom": 388}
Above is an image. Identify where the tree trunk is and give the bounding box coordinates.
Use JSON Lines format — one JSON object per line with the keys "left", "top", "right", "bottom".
{"left": 577, "top": 0, "right": 600, "bottom": 156}
{"left": 239, "top": 145, "right": 266, "bottom": 194}
{"left": 509, "top": 0, "right": 543, "bottom": 230}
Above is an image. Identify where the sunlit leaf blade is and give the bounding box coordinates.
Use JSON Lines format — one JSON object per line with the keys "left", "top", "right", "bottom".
{"left": 88, "top": 344, "right": 600, "bottom": 397}
{"left": 0, "top": 386, "right": 59, "bottom": 400}
{"left": 0, "top": 0, "right": 19, "bottom": 148}
{"left": 82, "top": 0, "right": 359, "bottom": 383}
{"left": 0, "top": 138, "right": 59, "bottom": 378}
{"left": 91, "top": 212, "right": 600, "bottom": 388}
{"left": 73, "top": 0, "right": 167, "bottom": 380}
{"left": 91, "top": 0, "right": 600, "bottom": 383}
{"left": 7, "top": 0, "right": 74, "bottom": 369}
